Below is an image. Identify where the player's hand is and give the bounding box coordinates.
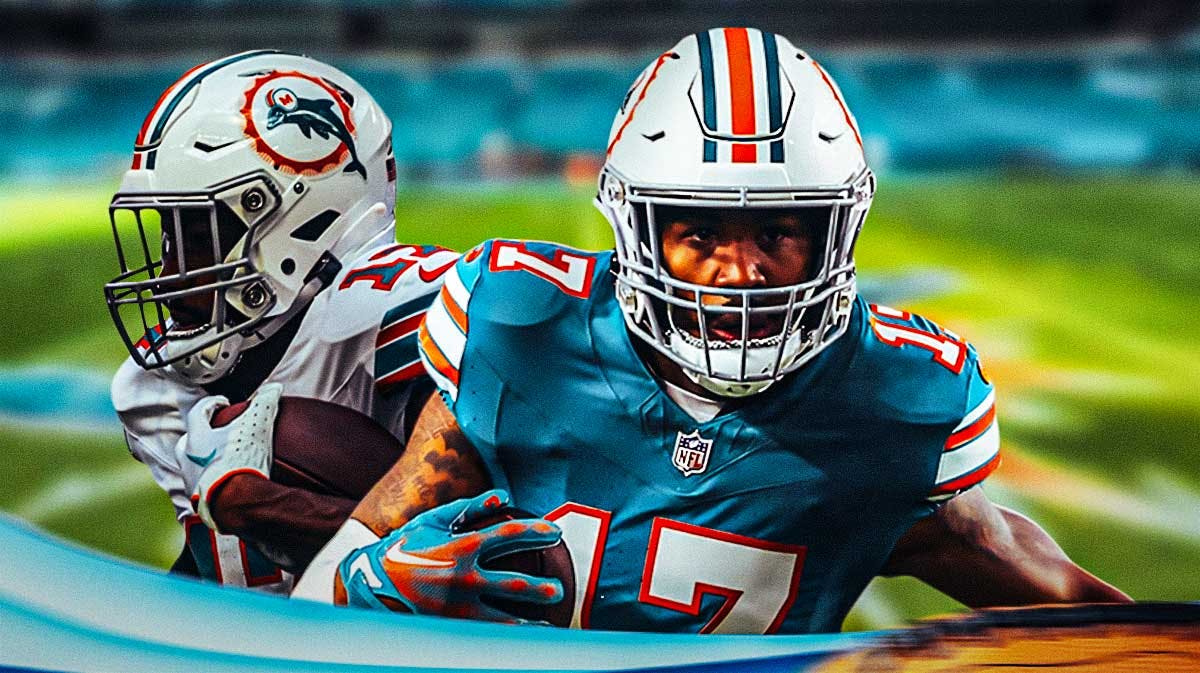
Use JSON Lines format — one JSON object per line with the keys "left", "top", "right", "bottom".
{"left": 335, "top": 489, "right": 564, "bottom": 623}
{"left": 180, "top": 383, "right": 282, "bottom": 530}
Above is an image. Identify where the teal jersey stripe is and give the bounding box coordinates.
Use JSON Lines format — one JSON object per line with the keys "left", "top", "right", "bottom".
{"left": 376, "top": 331, "right": 420, "bottom": 378}
{"left": 381, "top": 290, "right": 438, "bottom": 329}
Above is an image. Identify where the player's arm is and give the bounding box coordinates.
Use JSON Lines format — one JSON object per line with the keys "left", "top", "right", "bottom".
{"left": 204, "top": 476, "right": 357, "bottom": 571}
{"left": 351, "top": 390, "right": 491, "bottom": 536}
{"left": 292, "top": 393, "right": 564, "bottom": 619}
{"left": 180, "top": 384, "right": 361, "bottom": 572}
{"left": 883, "top": 485, "right": 1131, "bottom": 606}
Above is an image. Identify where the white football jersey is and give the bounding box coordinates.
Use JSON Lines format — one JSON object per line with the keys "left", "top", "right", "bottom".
{"left": 112, "top": 243, "right": 458, "bottom": 592}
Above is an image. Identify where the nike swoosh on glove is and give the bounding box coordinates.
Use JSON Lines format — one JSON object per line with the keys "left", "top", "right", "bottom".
{"left": 335, "top": 489, "right": 564, "bottom": 624}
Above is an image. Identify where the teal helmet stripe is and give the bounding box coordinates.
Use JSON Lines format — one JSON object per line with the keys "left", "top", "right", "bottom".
{"left": 696, "top": 30, "right": 718, "bottom": 162}
{"left": 761, "top": 31, "right": 785, "bottom": 163}
{"left": 144, "top": 49, "right": 283, "bottom": 169}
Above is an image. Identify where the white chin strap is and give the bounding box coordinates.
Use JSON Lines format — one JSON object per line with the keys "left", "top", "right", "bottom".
{"left": 666, "top": 328, "right": 808, "bottom": 398}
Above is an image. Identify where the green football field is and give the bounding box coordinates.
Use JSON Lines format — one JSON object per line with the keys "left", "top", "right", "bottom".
{"left": 0, "top": 175, "right": 1197, "bottom": 630}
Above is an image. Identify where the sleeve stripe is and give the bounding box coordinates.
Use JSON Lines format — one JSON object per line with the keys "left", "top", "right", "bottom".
{"left": 931, "top": 451, "right": 1001, "bottom": 496}
{"left": 442, "top": 264, "right": 472, "bottom": 314}
{"left": 418, "top": 334, "right": 458, "bottom": 402}
{"left": 439, "top": 284, "right": 468, "bottom": 333}
{"left": 424, "top": 298, "right": 466, "bottom": 366}
{"left": 418, "top": 320, "right": 460, "bottom": 386}
{"left": 375, "top": 332, "right": 419, "bottom": 378}
{"left": 954, "top": 390, "right": 995, "bottom": 431}
{"left": 376, "top": 360, "right": 426, "bottom": 390}
{"left": 381, "top": 290, "right": 439, "bottom": 329}
{"left": 946, "top": 402, "right": 996, "bottom": 450}
{"left": 376, "top": 311, "right": 424, "bottom": 349}
{"left": 934, "top": 422, "right": 1000, "bottom": 489}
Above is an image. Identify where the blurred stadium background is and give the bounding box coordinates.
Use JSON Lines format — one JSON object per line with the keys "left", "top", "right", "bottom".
{"left": 0, "top": 0, "right": 1197, "bottom": 632}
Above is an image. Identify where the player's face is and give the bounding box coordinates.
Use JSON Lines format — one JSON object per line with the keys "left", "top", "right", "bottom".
{"left": 156, "top": 207, "right": 243, "bottom": 331}
{"left": 659, "top": 206, "right": 820, "bottom": 341}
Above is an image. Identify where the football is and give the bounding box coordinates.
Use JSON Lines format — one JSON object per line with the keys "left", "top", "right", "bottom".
{"left": 212, "top": 396, "right": 403, "bottom": 500}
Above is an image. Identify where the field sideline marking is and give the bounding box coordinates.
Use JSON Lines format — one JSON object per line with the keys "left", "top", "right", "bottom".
{"left": 14, "top": 462, "right": 154, "bottom": 523}
{"left": 994, "top": 445, "right": 1200, "bottom": 544}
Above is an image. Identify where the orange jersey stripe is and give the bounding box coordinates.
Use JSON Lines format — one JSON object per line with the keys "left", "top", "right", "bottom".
{"left": 439, "top": 284, "right": 469, "bottom": 334}
{"left": 945, "top": 404, "right": 997, "bottom": 450}
{"left": 419, "top": 321, "right": 459, "bottom": 386}
{"left": 376, "top": 311, "right": 424, "bottom": 348}
{"left": 377, "top": 360, "right": 426, "bottom": 390}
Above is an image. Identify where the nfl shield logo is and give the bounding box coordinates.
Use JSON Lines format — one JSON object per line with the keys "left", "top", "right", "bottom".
{"left": 672, "top": 430, "right": 713, "bottom": 477}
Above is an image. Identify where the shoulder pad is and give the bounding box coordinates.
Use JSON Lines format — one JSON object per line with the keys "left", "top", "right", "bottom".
{"left": 849, "top": 299, "right": 999, "bottom": 498}
{"left": 313, "top": 243, "right": 456, "bottom": 392}
{"left": 418, "top": 239, "right": 609, "bottom": 401}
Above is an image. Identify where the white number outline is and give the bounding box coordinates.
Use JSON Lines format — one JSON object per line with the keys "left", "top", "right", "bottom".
{"left": 488, "top": 241, "right": 596, "bottom": 298}
{"left": 548, "top": 505, "right": 806, "bottom": 634}
{"left": 638, "top": 517, "right": 807, "bottom": 634}
{"left": 868, "top": 305, "right": 967, "bottom": 375}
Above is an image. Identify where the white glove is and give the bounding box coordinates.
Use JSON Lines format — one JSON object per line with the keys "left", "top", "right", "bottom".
{"left": 179, "top": 394, "right": 234, "bottom": 499}
{"left": 182, "top": 383, "right": 282, "bottom": 531}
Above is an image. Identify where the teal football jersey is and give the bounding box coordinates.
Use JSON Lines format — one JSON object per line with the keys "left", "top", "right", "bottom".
{"left": 419, "top": 239, "right": 998, "bottom": 634}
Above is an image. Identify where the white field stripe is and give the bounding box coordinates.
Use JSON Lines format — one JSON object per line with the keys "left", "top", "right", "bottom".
{"left": 418, "top": 346, "right": 458, "bottom": 402}
{"left": 990, "top": 459, "right": 1200, "bottom": 545}
{"left": 15, "top": 462, "right": 152, "bottom": 523}
{"left": 442, "top": 265, "right": 472, "bottom": 314}
{"left": 935, "top": 422, "right": 999, "bottom": 485}
{"left": 849, "top": 580, "right": 904, "bottom": 630}
{"left": 955, "top": 390, "right": 996, "bottom": 432}
{"left": 424, "top": 298, "right": 466, "bottom": 367}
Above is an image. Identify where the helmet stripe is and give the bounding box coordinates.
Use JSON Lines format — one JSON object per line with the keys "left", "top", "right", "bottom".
{"left": 696, "top": 30, "right": 718, "bottom": 162}
{"left": 761, "top": 31, "right": 785, "bottom": 163}
{"left": 723, "top": 27, "right": 757, "bottom": 163}
{"left": 811, "top": 60, "right": 863, "bottom": 149}
{"left": 134, "top": 50, "right": 281, "bottom": 170}
{"left": 605, "top": 51, "right": 675, "bottom": 158}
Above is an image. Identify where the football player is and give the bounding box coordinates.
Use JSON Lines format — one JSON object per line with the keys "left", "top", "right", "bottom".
{"left": 105, "top": 51, "right": 457, "bottom": 593}
{"left": 294, "top": 30, "right": 1130, "bottom": 629}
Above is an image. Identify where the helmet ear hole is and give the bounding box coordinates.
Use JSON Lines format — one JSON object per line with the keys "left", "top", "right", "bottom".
{"left": 281, "top": 258, "right": 296, "bottom": 275}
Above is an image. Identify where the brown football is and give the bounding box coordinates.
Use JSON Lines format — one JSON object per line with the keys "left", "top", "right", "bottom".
{"left": 212, "top": 396, "right": 403, "bottom": 500}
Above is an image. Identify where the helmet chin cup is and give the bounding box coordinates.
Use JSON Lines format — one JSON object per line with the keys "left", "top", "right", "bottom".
{"left": 163, "top": 327, "right": 244, "bottom": 384}
{"left": 666, "top": 327, "right": 807, "bottom": 398}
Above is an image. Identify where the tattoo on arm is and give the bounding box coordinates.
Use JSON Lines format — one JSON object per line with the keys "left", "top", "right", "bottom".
{"left": 352, "top": 394, "right": 490, "bottom": 536}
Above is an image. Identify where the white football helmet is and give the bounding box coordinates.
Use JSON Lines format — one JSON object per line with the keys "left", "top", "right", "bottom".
{"left": 596, "top": 28, "right": 875, "bottom": 397}
{"left": 104, "top": 51, "right": 397, "bottom": 384}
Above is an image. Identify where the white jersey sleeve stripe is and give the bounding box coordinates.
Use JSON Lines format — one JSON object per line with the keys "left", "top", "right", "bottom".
{"left": 442, "top": 264, "right": 472, "bottom": 316}
{"left": 954, "top": 390, "right": 996, "bottom": 431}
{"left": 932, "top": 422, "right": 1000, "bottom": 495}
{"left": 423, "top": 299, "right": 466, "bottom": 370}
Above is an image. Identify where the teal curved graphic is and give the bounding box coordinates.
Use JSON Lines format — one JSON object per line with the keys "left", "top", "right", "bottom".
{"left": 0, "top": 515, "right": 876, "bottom": 672}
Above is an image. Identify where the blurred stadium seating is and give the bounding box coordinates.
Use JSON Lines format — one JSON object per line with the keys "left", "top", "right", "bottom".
{"left": 4, "top": 42, "right": 1200, "bottom": 178}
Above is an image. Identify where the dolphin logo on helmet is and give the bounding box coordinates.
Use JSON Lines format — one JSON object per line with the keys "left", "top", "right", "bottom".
{"left": 264, "top": 87, "right": 367, "bottom": 179}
